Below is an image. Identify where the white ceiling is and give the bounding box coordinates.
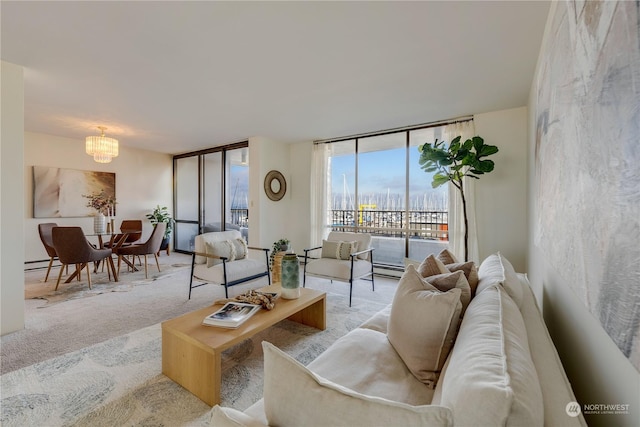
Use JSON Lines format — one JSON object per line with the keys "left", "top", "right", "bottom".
{"left": 1, "top": 1, "right": 550, "bottom": 155}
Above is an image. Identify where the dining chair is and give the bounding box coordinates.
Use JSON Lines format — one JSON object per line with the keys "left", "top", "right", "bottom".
{"left": 52, "top": 226, "right": 118, "bottom": 290}
{"left": 38, "top": 222, "right": 69, "bottom": 282}
{"left": 102, "top": 219, "right": 144, "bottom": 268}
{"left": 115, "top": 222, "right": 166, "bottom": 279}
{"left": 103, "top": 219, "right": 143, "bottom": 248}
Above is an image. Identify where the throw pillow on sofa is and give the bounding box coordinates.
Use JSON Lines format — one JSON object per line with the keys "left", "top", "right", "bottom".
{"left": 262, "top": 341, "right": 454, "bottom": 427}
{"left": 436, "top": 248, "right": 458, "bottom": 265}
{"left": 444, "top": 261, "right": 479, "bottom": 296}
{"left": 427, "top": 270, "right": 472, "bottom": 316}
{"left": 388, "top": 264, "right": 462, "bottom": 389}
{"left": 417, "top": 254, "right": 450, "bottom": 277}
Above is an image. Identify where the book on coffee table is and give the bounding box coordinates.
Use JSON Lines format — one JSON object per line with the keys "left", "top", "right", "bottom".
{"left": 202, "top": 302, "right": 261, "bottom": 329}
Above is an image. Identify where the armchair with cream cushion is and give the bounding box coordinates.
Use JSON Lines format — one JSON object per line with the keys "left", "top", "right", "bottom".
{"left": 189, "top": 230, "right": 271, "bottom": 299}
{"left": 303, "top": 231, "right": 374, "bottom": 306}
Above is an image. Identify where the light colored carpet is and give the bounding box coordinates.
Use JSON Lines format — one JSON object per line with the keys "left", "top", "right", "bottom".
{"left": 1, "top": 256, "right": 398, "bottom": 426}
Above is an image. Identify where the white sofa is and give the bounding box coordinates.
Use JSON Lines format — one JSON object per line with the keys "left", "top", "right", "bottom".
{"left": 211, "top": 253, "right": 587, "bottom": 427}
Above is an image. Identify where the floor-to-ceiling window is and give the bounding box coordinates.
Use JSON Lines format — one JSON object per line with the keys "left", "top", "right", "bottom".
{"left": 323, "top": 124, "right": 450, "bottom": 268}
{"left": 173, "top": 142, "right": 249, "bottom": 253}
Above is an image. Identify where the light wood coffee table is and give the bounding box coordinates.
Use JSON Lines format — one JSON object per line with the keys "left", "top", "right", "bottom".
{"left": 161, "top": 284, "right": 326, "bottom": 406}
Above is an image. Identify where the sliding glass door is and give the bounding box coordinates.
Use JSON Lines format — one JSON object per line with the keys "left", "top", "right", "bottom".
{"left": 173, "top": 142, "right": 249, "bottom": 253}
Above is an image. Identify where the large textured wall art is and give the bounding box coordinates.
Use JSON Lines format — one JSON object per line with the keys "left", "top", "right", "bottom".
{"left": 33, "top": 166, "right": 116, "bottom": 218}
{"left": 534, "top": 1, "right": 640, "bottom": 371}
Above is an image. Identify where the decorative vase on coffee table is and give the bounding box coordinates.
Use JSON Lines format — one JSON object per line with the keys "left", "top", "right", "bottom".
{"left": 94, "top": 213, "right": 106, "bottom": 234}
{"left": 280, "top": 248, "right": 300, "bottom": 299}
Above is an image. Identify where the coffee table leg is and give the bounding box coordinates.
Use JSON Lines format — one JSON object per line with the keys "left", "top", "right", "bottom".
{"left": 162, "top": 327, "right": 222, "bottom": 406}
{"left": 287, "top": 296, "right": 326, "bottom": 330}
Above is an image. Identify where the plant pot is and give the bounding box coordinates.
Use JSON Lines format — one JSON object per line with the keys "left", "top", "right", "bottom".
{"left": 160, "top": 236, "right": 170, "bottom": 250}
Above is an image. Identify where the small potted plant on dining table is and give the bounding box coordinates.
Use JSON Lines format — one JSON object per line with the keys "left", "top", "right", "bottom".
{"left": 146, "top": 205, "right": 174, "bottom": 255}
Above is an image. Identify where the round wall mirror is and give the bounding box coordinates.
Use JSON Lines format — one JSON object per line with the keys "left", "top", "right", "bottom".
{"left": 264, "top": 170, "right": 286, "bottom": 201}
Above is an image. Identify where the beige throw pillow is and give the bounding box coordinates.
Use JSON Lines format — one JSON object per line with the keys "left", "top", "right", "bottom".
{"left": 427, "top": 270, "right": 472, "bottom": 316}
{"left": 205, "top": 240, "right": 235, "bottom": 267}
{"left": 262, "top": 341, "right": 454, "bottom": 427}
{"left": 436, "top": 248, "right": 458, "bottom": 265}
{"left": 230, "top": 238, "right": 248, "bottom": 260}
{"left": 417, "top": 254, "right": 450, "bottom": 278}
{"left": 336, "top": 241, "right": 358, "bottom": 260}
{"left": 446, "top": 261, "right": 479, "bottom": 296}
{"left": 388, "top": 264, "right": 462, "bottom": 388}
{"left": 321, "top": 240, "right": 338, "bottom": 259}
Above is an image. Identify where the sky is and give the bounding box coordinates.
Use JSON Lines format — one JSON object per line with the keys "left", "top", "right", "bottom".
{"left": 330, "top": 146, "right": 447, "bottom": 210}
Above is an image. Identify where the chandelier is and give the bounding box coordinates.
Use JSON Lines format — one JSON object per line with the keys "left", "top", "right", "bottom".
{"left": 86, "top": 126, "right": 119, "bottom": 163}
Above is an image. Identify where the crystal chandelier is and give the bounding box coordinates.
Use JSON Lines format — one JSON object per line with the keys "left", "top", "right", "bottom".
{"left": 86, "top": 126, "right": 119, "bottom": 163}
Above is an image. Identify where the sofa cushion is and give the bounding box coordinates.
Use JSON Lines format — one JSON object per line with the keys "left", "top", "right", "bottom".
{"left": 440, "top": 284, "right": 543, "bottom": 427}
{"left": 417, "top": 254, "right": 450, "bottom": 278}
{"left": 436, "top": 248, "right": 458, "bottom": 264}
{"left": 262, "top": 341, "right": 454, "bottom": 427}
{"left": 476, "top": 252, "right": 523, "bottom": 308}
{"left": 305, "top": 257, "right": 371, "bottom": 281}
{"left": 210, "top": 405, "right": 268, "bottom": 427}
{"left": 205, "top": 240, "right": 235, "bottom": 267}
{"left": 427, "top": 270, "right": 471, "bottom": 316}
{"left": 388, "top": 265, "right": 462, "bottom": 388}
{"left": 308, "top": 327, "right": 435, "bottom": 406}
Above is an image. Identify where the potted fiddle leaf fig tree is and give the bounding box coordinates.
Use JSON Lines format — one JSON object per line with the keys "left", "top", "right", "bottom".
{"left": 418, "top": 135, "right": 498, "bottom": 261}
{"left": 146, "top": 205, "right": 174, "bottom": 252}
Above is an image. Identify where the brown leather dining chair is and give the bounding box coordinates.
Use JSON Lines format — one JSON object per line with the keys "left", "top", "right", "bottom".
{"left": 104, "top": 219, "right": 143, "bottom": 248}
{"left": 115, "top": 222, "right": 166, "bottom": 279}
{"left": 38, "top": 222, "right": 64, "bottom": 282}
{"left": 52, "top": 226, "right": 118, "bottom": 290}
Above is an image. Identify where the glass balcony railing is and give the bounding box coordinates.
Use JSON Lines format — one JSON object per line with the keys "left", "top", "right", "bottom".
{"left": 229, "top": 208, "right": 449, "bottom": 267}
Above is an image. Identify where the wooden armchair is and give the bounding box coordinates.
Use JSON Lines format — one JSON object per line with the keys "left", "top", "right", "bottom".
{"left": 303, "top": 231, "right": 375, "bottom": 306}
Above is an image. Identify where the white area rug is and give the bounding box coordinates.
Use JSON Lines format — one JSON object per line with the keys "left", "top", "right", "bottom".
{"left": 1, "top": 291, "right": 391, "bottom": 426}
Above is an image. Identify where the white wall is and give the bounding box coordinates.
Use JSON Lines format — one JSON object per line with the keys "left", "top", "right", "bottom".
{"left": 25, "top": 132, "right": 173, "bottom": 263}
{"left": 248, "top": 136, "right": 294, "bottom": 251}
{"left": 474, "top": 107, "right": 529, "bottom": 271}
{"left": 1, "top": 61, "right": 26, "bottom": 335}
{"left": 526, "top": 3, "right": 640, "bottom": 426}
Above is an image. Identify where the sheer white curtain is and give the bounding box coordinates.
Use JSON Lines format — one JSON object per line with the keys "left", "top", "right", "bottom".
{"left": 443, "top": 120, "right": 479, "bottom": 264}
{"left": 310, "top": 143, "right": 331, "bottom": 247}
